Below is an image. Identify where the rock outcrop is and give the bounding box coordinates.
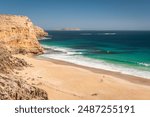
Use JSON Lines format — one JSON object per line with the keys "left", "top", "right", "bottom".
{"left": 34, "top": 25, "right": 48, "bottom": 38}
{"left": 0, "top": 14, "right": 49, "bottom": 100}
{"left": 0, "top": 44, "right": 48, "bottom": 100}
{"left": 0, "top": 15, "right": 47, "bottom": 54}
{"left": 0, "top": 43, "right": 28, "bottom": 74}
{"left": 0, "top": 75, "right": 48, "bottom": 100}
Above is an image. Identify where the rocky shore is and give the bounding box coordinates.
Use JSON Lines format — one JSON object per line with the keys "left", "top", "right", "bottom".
{"left": 0, "top": 14, "right": 48, "bottom": 100}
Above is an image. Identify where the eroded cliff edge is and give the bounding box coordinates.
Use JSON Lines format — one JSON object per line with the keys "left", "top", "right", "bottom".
{"left": 0, "top": 15, "right": 48, "bottom": 54}
{"left": 0, "top": 15, "right": 48, "bottom": 100}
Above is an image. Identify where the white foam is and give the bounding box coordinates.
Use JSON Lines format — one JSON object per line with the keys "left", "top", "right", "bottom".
{"left": 39, "top": 47, "right": 150, "bottom": 79}
{"left": 104, "top": 33, "right": 116, "bottom": 35}
{"left": 96, "top": 32, "right": 117, "bottom": 36}
{"left": 42, "top": 45, "right": 84, "bottom": 55}
{"left": 138, "top": 62, "right": 150, "bottom": 67}
{"left": 38, "top": 37, "right": 52, "bottom": 40}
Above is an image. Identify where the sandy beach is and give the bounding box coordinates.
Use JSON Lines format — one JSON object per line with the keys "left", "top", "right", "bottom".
{"left": 13, "top": 54, "right": 150, "bottom": 100}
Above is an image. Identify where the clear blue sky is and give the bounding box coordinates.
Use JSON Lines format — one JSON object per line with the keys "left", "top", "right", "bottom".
{"left": 0, "top": 0, "right": 150, "bottom": 30}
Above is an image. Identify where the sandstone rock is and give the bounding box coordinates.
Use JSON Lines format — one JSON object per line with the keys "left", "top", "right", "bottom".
{"left": 0, "top": 43, "right": 28, "bottom": 74}
{"left": 34, "top": 25, "right": 48, "bottom": 38}
{"left": 0, "top": 15, "right": 49, "bottom": 100}
{"left": 0, "top": 15, "right": 47, "bottom": 54}
{"left": 0, "top": 75, "right": 48, "bottom": 100}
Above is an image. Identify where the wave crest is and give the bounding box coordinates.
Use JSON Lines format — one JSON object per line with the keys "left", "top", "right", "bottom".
{"left": 138, "top": 62, "right": 150, "bottom": 67}
{"left": 39, "top": 45, "right": 150, "bottom": 79}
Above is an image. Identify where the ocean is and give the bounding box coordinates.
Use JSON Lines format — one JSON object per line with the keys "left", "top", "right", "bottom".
{"left": 39, "top": 31, "right": 150, "bottom": 79}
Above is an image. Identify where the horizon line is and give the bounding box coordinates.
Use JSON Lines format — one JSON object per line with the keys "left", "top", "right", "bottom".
{"left": 45, "top": 29, "right": 150, "bottom": 31}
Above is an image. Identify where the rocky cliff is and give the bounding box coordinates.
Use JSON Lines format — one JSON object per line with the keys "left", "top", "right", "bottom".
{"left": 0, "top": 15, "right": 48, "bottom": 100}
{"left": 0, "top": 43, "right": 28, "bottom": 74}
{"left": 34, "top": 25, "right": 48, "bottom": 38}
{"left": 0, "top": 43, "right": 48, "bottom": 100}
{"left": 0, "top": 15, "right": 47, "bottom": 54}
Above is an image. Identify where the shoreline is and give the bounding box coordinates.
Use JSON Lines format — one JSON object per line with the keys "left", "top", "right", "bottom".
{"left": 14, "top": 54, "right": 150, "bottom": 100}
{"left": 36, "top": 56, "right": 150, "bottom": 86}
{"left": 39, "top": 44, "right": 150, "bottom": 79}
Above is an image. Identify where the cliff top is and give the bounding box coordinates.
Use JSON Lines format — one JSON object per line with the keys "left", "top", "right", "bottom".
{"left": 0, "top": 14, "right": 47, "bottom": 54}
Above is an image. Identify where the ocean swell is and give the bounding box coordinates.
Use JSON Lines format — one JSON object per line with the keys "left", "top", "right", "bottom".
{"left": 39, "top": 45, "right": 150, "bottom": 79}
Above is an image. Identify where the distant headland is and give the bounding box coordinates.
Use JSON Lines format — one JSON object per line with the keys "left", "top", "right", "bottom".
{"left": 62, "top": 28, "right": 81, "bottom": 31}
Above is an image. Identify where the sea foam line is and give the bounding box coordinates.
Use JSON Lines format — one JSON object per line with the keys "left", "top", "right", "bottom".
{"left": 42, "top": 45, "right": 85, "bottom": 55}
{"left": 137, "top": 62, "right": 150, "bottom": 67}
{"left": 39, "top": 45, "right": 150, "bottom": 79}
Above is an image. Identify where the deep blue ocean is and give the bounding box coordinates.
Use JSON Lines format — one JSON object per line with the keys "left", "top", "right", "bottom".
{"left": 39, "top": 31, "right": 150, "bottom": 78}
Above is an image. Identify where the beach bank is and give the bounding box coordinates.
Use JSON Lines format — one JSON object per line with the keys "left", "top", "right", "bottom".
{"left": 15, "top": 55, "right": 150, "bottom": 100}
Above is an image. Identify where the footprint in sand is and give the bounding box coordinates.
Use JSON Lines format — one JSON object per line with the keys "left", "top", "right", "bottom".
{"left": 99, "top": 79, "right": 104, "bottom": 83}
{"left": 91, "top": 93, "right": 98, "bottom": 96}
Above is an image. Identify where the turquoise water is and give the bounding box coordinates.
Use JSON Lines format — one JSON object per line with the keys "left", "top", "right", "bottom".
{"left": 39, "top": 31, "right": 150, "bottom": 78}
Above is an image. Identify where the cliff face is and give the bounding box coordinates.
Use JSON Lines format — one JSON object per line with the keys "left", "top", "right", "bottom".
{"left": 0, "top": 44, "right": 49, "bottom": 100}
{"left": 0, "top": 15, "right": 47, "bottom": 54}
{"left": 0, "top": 15, "right": 48, "bottom": 100}
{"left": 0, "top": 43, "right": 48, "bottom": 100}
{"left": 34, "top": 25, "right": 48, "bottom": 38}
{"left": 0, "top": 43, "right": 28, "bottom": 74}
